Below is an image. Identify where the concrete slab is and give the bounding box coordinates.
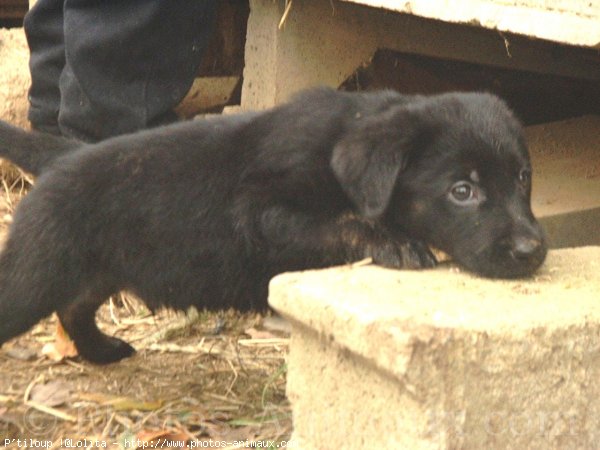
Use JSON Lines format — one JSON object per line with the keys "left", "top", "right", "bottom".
{"left": 241, "top": 0, "right": 600, "bottom": 111}
{"left": 342, "top": 0, "right": 600, "bottom": 48}
{"left": 270, "top": 247, "right": 600, "bottom": 449}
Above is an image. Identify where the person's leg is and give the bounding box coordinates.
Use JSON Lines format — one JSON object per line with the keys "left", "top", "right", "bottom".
{"left": 59, "top": 0, "right": 217, "bottom": 142}
{"left": 23, "top": 0, "right": 66, "bottom": 135}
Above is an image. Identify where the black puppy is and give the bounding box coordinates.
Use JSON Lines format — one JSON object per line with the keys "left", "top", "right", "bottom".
{"left": 0, "top": 87, "right": 546, "bottom": 364}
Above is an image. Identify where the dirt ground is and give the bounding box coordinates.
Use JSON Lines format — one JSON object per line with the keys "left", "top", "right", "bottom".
{"left": 0, "top": 28, "right": 292, "bottom": 449}
{"left": 0, "top": 294, "right": 292, "bottom": 448}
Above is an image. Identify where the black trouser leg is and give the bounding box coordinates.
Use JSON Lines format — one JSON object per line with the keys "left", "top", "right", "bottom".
{"left": 24, "top": 0, "right": 65, "bottom": 135}
{"left": 26, "top": 0, "right": 217, "bottom": 142}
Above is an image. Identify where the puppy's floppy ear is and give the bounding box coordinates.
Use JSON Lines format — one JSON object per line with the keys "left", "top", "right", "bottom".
{"left": 331, "top": 105, "right": 424, "bottom": 218}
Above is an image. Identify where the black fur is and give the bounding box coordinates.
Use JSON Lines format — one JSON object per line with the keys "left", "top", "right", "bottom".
{"left": 0, "top": 121, "right": 80, "bottom": 175}
{"left": 0, "top": 87, "right": 546, "bottom": 363}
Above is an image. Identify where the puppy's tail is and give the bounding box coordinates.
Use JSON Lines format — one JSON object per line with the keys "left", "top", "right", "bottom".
{"left": 0, "top": 120, "right": 80, "bottom": 176}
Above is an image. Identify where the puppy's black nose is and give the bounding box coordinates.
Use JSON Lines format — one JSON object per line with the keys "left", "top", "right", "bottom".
{"left": 511, "top": 236, "right": 543, "bottom": 260}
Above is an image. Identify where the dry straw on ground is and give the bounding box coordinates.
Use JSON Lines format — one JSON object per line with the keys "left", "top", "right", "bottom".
{"left": 0, "top": 290, "right": 292, "bottom": 448}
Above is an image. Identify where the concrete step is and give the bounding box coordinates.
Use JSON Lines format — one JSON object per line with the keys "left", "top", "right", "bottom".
{"left": 269, "top": 247, "right": 600, "bottom": 449}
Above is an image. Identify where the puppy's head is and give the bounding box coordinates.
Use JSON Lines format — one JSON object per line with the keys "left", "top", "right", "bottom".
{"left": 332, "top": 92, "right": 547, "bottom": 278}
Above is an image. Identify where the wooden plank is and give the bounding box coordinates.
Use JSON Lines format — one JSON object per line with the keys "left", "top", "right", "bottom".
{"left": 0, "top": 8, "right": 27, "bottom": 20}
{"left": 0, "top": 0, "right": 27, "bottom": 19}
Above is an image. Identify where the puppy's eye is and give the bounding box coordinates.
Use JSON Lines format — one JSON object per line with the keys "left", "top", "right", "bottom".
{"left": 449, "top": 182, "right": 474, "bottom": 203}
{"left": 519, "top": 168, "right": 531, "bottom": 184}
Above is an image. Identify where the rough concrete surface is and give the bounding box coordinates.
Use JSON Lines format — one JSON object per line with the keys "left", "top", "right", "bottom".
{"left": 341, "top": 0, "right": 600, "bottom": 48}
{"left": 270, "top": 247, "right": 600, "bottom": 449}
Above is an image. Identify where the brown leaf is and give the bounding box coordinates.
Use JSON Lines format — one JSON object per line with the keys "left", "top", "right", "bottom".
{"left": 5, "top": 346, "right": 37, "bottom": 361}
{"left": 29, "top": 381, "right": 71, "bottom": 407}
{"left": 41, "top": 321, "right": 78, "bottom": 361}
{"left": 55, "top": 320, "right": 79, "bottom": 356}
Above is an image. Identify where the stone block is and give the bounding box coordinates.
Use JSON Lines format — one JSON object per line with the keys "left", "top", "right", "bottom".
{"left": 269, "top": 247, "right": 600, "bottom": 449}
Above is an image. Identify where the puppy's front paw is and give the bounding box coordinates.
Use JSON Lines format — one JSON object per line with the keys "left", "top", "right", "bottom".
{"left": 398, "top": 239, "right": 437, "bottom": 269}
{"left": 367, "top": 242, "right": 404, "bottom": 268}
{"left": 368, "top": 239, "right": 437, "bottom": 269}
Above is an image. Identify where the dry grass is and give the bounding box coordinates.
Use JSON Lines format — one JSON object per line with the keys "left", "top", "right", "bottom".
{"left": 0, "top": 159, "right": 31, "bottom": 208}
{"left": 0, "top": 169, "right": 292, "bottom": 449}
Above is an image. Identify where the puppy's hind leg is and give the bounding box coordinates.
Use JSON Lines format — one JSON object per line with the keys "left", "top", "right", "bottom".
{"left": 0, "top": 248, "right": 69, "bottom": 346}
{"left": 0, "top": 259, "right": 131, "bottom": 364}
{"left": 57, "top": 285, "right": 135, "bottom": 365}
{"left": 0, "top": 221, "right": 131, "bottom": 364}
